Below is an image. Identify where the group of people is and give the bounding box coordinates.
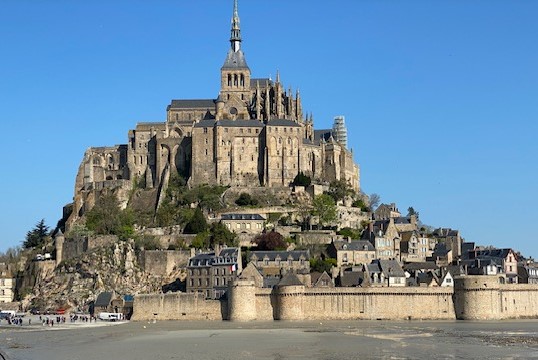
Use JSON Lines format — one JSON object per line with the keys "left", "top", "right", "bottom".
{"left": 1, "top": 316, "right": 26, "bottom": 326}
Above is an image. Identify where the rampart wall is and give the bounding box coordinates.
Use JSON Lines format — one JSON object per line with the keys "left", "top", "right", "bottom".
{"left": 132, "top": 293, "right": 224, "bottom": 321}
{"left": 132, "top": 276, "right": 538, "bottom": 322}
{"left": 454, "top": 276, "right": 538, "bottom": 320}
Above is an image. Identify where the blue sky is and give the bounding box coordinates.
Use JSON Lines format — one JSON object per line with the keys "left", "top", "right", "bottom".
{"left": 1, "top": 1, "right": 536, "bottom": 257}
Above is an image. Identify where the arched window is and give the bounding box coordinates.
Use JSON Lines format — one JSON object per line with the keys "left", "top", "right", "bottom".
{"left": 234, "top": 74, "right": 238, "bottom": 86}
{"left": 240, "top": 74, "right": 244, "bottom": 86}
{"left": 228, "top": 74, "right": 232, "bottom": 87}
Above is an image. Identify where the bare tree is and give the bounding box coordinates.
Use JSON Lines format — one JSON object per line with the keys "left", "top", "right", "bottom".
{"left": 369, "top": 193, "right": 381, "bottom": 210}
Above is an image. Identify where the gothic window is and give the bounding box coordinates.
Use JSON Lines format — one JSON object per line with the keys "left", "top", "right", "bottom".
{"left": 240, "top": 74, "right": 245, "bottom": 86}
{"left": 234, "top": 74, "right": 238, "bottom": 86}
{"left": 228, "top": 74, "right": 232, "bottom": 87}
{"left": 256, "top": 129, "right": 259, "bottom": 134}
{"left": 204, "top": 128, "right": 208, "bottom": 134}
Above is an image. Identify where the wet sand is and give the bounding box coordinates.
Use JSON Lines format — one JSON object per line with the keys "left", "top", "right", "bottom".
{"left": 2, "top": 319, "right": 538, "bottom": 359}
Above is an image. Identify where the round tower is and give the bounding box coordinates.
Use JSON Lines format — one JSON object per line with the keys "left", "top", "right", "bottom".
{"left": 453, "top": 275, "right": 502, "bottom": 320}
{"left": 228, "top": 279, "right": 257, "bottom": 321}
{"left": 276, "top": 283, "right": 305, "bottom": 320}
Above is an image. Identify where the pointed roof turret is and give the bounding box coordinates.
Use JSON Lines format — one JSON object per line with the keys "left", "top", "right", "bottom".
{"left": 230, "top": 0, "right": 241, "bottom": 52}
{"left": 222, "top": 0, "right": 249, "bottom": 70}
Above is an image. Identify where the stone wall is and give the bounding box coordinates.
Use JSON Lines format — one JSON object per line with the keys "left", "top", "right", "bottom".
{"left": 62, "top": 235, "right": 118, "bottom": 262}
{"left": 140, "top": 250, "right": 191, "bottom": 276}
{"left": 296, "top": 231, "right": 339, "bottom": 245}
{"left": 132, "top": 293, "right": 224, "bottom": 321}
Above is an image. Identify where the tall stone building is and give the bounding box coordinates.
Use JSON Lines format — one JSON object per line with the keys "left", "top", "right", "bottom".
{"left": 68, "top": 0, "right": 359, "bottom": 225}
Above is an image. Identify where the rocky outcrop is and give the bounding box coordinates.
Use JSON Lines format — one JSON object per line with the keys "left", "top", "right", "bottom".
{"left": 21, "top": 239, "right": 184, "bottom": 312}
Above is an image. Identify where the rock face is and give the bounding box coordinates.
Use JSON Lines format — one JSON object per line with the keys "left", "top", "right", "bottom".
{"left": 22, "top": 239, "right": 184, "bottom": 312}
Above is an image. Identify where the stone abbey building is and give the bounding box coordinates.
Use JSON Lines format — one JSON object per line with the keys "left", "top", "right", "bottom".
{"left": 70, "top": 1, "right": 359, "bottom": 222}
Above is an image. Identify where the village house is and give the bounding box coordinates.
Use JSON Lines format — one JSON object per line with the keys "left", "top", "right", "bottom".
{"left": 518, "top": 262, "right": 538, "bottom": 284}
{"left": 187, "top": 247, "right": 241, "bottom": 299}
{"left": 467, "top": 248, "right": 518, "bottom": 283}
{"left": 328, "top": 239, "right": 375, "bottom": 268}
{"left": 433, "top": 228, "right": 463, "bottom": 259}
{"left": 220, "top": 213, "right": 265, "bottom": 234}
{"left": 365, "top": 259, "right": 406, "bottom": 287}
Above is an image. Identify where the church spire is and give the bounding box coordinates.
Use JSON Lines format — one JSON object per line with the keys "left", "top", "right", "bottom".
{"left": 230, "top": 0, "right": 241, "bottom": 52}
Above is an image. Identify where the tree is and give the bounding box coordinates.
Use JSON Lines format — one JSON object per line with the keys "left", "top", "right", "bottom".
{"left": 312, "top": 194, "right": 337, "bottom": 228}
{"left": 183, "top": 207, "right": 208, "bottom": 234}
{"left": 209, "top": 222, "right": 236, "bottom": 247}
{"left": 292, "top": 171, "right": 311, "bottom": 187}
{"left": 310, "top": 258, "right": 337, "bottom": 273}
{"left": 23, "top": 219, "right": 50, "bottom": 248}
{"left": 254, "top": 231, "right": 287, "bottom": 250}
{"left": 369, "top": 193, "right": 381, "bottom": 210}
{"left": 407, "top": 207, "right": 419, "bottom": 218}
{"left": 85, "top": 192, "right": 134, "bottom": 239}
{"left": 235, "top": 192, "right": 258, "bottom": 206}
{"left": 327, "top": 179, "right": 354, "bottom": 203}
{"left": 337, "top": 227, "right": 361, "bottom": 240}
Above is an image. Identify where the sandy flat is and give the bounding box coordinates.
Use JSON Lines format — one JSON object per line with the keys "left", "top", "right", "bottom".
{"left": 2, "top": 319, "right": 538, "bottom": 360}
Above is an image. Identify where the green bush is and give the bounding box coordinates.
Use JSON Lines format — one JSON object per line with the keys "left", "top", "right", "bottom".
{"left": 292, "top": 171, "right": 311, "bottom": 187}
{"left": 235, "top": 192, "right": 258, "bottom": 206}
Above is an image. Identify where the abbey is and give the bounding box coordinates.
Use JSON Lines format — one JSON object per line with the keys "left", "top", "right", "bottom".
{"left": 71, "top": 0, "right": 359, "bottom": 220}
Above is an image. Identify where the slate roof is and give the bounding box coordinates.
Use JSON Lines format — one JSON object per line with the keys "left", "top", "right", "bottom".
{"left": 94, "top": 292, "right": 113, "bottom": 307}
{"left": 368, "top": 259, "right": 405, "bottom": 278}
{"left": 251, "top": 78, "right": 273, "bottom": 87}
{"left": 251, "top": 250, "right": 310, "bottom": 262}
{"left": 314, "top": 129, "right": 332, "bottom": 143}
{"left": 221, "top": 213, "right": 265, "bottom": 221}
{"left": 340, "top": 271, "right": 366, "bottom": 287}
{"left": 432, "top": 243, "right": 450, "bottom": 257}
{"left": 263, "top": 277, "right": 280, "bottom": 288}
{"left": 403, "top": 262, "right": 439, "bottom": 272}
{"left": 266, "top": 119, "right": 301, "bottom": 127}
{"left": 332, "top": 240, "right": 374, "bottom": 252}
{"left": 169, "top": 99, "right": 216, "bottom": 109}
{"left": 218, "top": 247, "right": 239, "bottom": 259}
{"left": 222, "top": 49, "right": 249, "bottom": 69}
{"left": 188, "top": 252, "right": 216, "bottom": 267}
{"left": 433, "top": 228, "right": 459, "bottom": 237}
{"left": 215, "top": 119, "right": 264, "bottom": 127}
{"left": 193, "top": 119, "right": 216, "bottom": 128}
{"left": 278, "top": 273, "right": 304, "bottom": 286}
{"left": 473, "top": 248, "right": 515, "bottom": 260}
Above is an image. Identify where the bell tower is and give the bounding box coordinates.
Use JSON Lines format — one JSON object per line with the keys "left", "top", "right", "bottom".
{"left": 218, "top": 0, "right": 251, "bottom": 120}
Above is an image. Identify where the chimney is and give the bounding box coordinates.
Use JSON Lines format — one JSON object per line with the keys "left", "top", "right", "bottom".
{"left": 410, "top": 215, "right": 417, "bottom": 227}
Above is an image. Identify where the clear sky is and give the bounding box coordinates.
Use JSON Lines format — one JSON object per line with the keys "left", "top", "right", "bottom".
{"left": 1, "top": 1, "right": 536, "bottom": 256}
